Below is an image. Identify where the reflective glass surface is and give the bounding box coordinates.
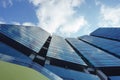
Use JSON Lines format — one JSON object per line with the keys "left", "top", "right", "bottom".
{"left": 80, "top": 35, "right": 120, "bottom": 58}
{"left": 67, "top": 38, "right": 120, "bottom": 67}
{"left": 90, "top": 28, "right": 120, "bottom": 41}
{"left": 45, "top": 64, "right": 100, "bottom": 80}
{"left": 0, "top": 24, "right": 50, "bottom": 52}
{"left": 109, "top": 76, "right": 120, "bottom": 80}
{"left": 0, "top": 41, "right": 31, "bottom": 63}
{"left": 47, "top": 35, "right": 87, "bottom": 66}
{"left": 0, "top": 53, "right": 63, "bottom": 80}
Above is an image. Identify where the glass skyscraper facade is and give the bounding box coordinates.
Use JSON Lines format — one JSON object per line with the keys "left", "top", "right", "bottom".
{"left": 0, "top": 24, "right": 120, "bottom": 80}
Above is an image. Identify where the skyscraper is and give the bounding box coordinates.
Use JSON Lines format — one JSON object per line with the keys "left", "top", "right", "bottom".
{"left": 0, "top": 24, "right": 120, "bottom": 80}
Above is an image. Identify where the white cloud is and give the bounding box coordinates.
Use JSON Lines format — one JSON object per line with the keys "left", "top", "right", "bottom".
{"left": 0, "top": 21, "right": 5, "bottom": 24}
{"left": 71, "top": 0, "right": 85, "bottom": 7}
{"left": 0, "top": 18, "right": 5, "bottom": 24}
{"left": 29, "top": 0, "right": 87, "bottom": 37}
{"left": 29, "top": 0, "right": 44, "bottom": 6}
{"left": 1, "top": 0, "right": 13, "bottom": 8}
{"left": 95, "top": 0, "right": 102, "bottom": 6}
{"left": 58, "top": 16, "right": 87, "bottom": 37}
{"left": 0, "top": 20, "right": 35, "bottom": 27}
{"left": 12, "top": 22, "right": 21, "bottom": 25}
{"left": 22, "top": 22, "right": 35, "bottom": 26}
{"left": 99, "top": 5, "right": 120, "bottom": 27}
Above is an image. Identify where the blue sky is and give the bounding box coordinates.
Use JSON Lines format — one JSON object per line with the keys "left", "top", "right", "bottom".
{"left": 0, "top": 0, "right": 120, "bottom": 37}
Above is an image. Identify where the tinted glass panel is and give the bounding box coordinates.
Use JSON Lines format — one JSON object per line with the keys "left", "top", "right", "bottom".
{"left": 90, "top": 28, "right": 120, "bottom": 41}
{"left": 47, "top": 35, "right": 87, "bottom": 66}
{"left": 0, "top": 24, "right": 50, "bottom": 52}
{"left": 0, "top": 41, "right": 31, "bottom": 63}
{"left": 109, "top": 76, "right": 120, "bottom": 80}
{"left": 80, "top": 35, "right": 120, "bottom": 58}
{"left": 67, "top": 38, "right": 120, "bottom": 67}
{"left": 45, "top": 64, "right": 100, "bottom": 80}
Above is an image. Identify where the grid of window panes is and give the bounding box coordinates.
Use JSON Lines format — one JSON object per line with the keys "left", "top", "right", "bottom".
{"left": 90, "top": 28, "right": 120, "bottom": 41}
{"left": 0, "top": 53, "right": 63, "bottom": 80}
{"left": 47, "top": 35, "right": 87, "bottom": 66}
{"left": 80, "top": 35, "right": 120, "bottom": 58}
{"left": 45, "top": 64, "right": 100, "bottom": 80}
{"left": 0, "top": 24, "right": 50, "bottom": 53}
{"left": 67, "top": 38, "right": 120, "bottom": 68}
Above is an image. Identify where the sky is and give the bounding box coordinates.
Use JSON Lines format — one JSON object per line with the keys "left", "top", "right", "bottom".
{"left": 0, "top": 0, "right": 120, "bottom": 37}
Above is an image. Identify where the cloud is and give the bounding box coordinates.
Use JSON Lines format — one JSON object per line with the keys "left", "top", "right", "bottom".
{"left": 0, "top": 18, "right": 5, "bottom": 24}
{"left": 0, "top": 21, "right": 5, "bottom": 24}
{"left": 0, "top": 19, "right": 35, "bottom": 27}
{"left": 1, "top": 0, "right": 13, "bottom": 8}
{"left": 58, "top": 16, "right": 88, "bottom": 37}
{"left": 22, "top": 22, "right": 35, "bottom": 26}
{"left": 99, "top": 5, "right": 120, "bottom": 27}
{"left": 11, "top": 22, "right": 21, "bottom": 25}
{"left": 95, "top": 0, "right": 102, "bottom": 6}
{"left": 29, "top": 0, "right": 87, "bottom": 37}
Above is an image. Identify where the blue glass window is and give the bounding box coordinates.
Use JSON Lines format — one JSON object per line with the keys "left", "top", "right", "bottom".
{"left": 0, "top": 24, "right": 50, "bottom": 53}
{"left": 90, "top": 28, "right": 120, "bottom": 41}
{"left": 109, "top": 76, "right": 120, "bottom": 80}
{"left": 0, "top": 41, "right": 31, "bottom": 63}
{"left": 79, "top": 35, "right": 120, "bottom": 58}
{"left": 47, "top": 35, "right": 87, "bottom": 66}
{"left": 45, "top": 64, "right": 100, "bottom": 80}
{"left": 67, "top": 38, "right": 120, "bottom": 68}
